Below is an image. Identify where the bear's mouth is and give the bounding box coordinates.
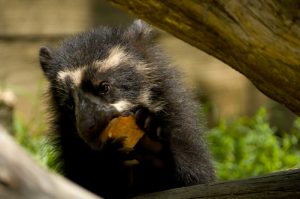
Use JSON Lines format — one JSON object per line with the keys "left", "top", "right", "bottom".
{"left": 76, "top": 105, "right": 142, "bottom": 149}
{"left": 79, "top": 114, "right": 144, "bottom": 151}
{"left": 99, "top": 115, "right": 144, "bottom": 148}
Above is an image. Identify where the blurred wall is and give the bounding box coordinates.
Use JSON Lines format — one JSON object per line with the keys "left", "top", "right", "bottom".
{"left": 0, "top": 0, "right": 295, "bottom": 131}
{"left": 0, "top": 0, "right": 132, "bottom": 128}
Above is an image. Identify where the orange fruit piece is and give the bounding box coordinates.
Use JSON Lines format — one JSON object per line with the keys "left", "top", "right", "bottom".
{"left": 100, "top": 115, "right": 144, "bottom": 148}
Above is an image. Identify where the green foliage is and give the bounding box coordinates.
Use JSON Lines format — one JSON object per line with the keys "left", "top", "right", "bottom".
{"left": 13, "top": 107, "right": 300, "bottom": 180}
{"left": 13, "top": 115, "right": 61, "bottom": 172}
{"left": 208, "top": 108, "right": 300, "bottom": 180}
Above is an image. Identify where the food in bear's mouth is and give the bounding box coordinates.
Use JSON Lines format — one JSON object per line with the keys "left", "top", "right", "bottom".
{"left": 100, "top": 115, "right": 144, "bottom": 148}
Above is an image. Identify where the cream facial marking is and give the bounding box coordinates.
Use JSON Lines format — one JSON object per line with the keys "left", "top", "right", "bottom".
{"left": 138, "top": 88, "right": 164, "bottom": 112}
{"left": 57, "top": 68, "right": 84, "bottom": 86}
{"left": 150, "top": 101, "right": 166, "bottom": 112}
{"left": 135, "top": 62, "right": 152, "bottom": 76}
{"left": 138, "top": 89, "right": 152, "bottom": 107}
{"left": 95, "top": 46, "right": 130, "bottom": 72}
{"left": 110, "top": 100, "right": 133, "bottom": 112}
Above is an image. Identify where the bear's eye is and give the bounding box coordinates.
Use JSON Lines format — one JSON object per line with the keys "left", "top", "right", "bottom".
{"left": 98, "top": 81, "right": 110, "bottom": 95}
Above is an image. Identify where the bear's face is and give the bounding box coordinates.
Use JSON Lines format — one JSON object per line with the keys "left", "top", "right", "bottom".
{"left": 39, "top": 21, "right": 165, "bottom": 149}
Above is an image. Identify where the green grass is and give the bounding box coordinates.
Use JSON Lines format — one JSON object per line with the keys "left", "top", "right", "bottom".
{"left": 13, "top": 114, "right": 61, "bottom": 171}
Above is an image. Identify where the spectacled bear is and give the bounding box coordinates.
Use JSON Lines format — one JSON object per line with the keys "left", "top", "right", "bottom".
{"left": 39, "top": 20, "right": 215, "bottom": 199}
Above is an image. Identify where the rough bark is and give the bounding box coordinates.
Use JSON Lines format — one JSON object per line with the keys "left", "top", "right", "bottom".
{"left": 134, "top": 169, "right": 300, "bottom": 199}
{"left": 106, "top": 0, "right": 300, "bottom": 115}
{"left": 0, "top": 125, "right": 101, "bottom": 199}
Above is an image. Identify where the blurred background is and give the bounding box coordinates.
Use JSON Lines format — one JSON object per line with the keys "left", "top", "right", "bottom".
{"left": 0, "top": 0, "right": 299, "bottom": 181}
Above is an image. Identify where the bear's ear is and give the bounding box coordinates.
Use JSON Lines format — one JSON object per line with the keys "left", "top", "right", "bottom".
{"left": 125, "top": 19, "right": 156, "bottom": 41}
{"left": 39, "top": 46, "right": 54, "bottom": 78}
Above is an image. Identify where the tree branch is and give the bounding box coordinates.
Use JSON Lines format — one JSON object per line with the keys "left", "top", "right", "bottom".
{"left": 134, "top": 169, "right": 300, "bottom": 199}
{"left": 0, "top": 125, "right": 101, "bottom": 199}
{"left": 106, "top": 0, "right": 300, "bottom": 115}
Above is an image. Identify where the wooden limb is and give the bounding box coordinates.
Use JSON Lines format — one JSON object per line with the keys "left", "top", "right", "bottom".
{"left": 134, "top": 169, "right": 300, "bottom": 199}
{"left": 106, "top": 0, "right": 300, "bottom": 115}
{"left": 0, "top": 125, "right": 101, "bottom": 199}
{"left": 0, "top": 90, "right": 15, "bottom": 133}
